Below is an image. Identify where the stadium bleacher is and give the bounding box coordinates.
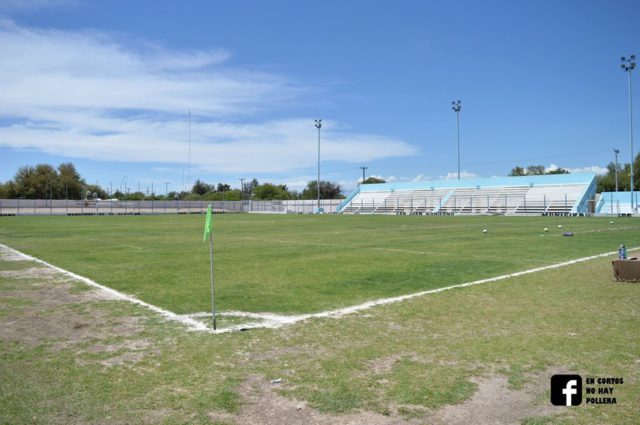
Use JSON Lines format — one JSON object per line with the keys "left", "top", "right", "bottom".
{"left": 338, "top": 173, "right": 597, "bottom": 216}
{"left": 596, "top": 191, "right": 640, "bottom": 215}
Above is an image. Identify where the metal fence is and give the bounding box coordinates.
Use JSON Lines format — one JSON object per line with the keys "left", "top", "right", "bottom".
{"left": 0, "top": 199, "right": 344, "bottom": 216}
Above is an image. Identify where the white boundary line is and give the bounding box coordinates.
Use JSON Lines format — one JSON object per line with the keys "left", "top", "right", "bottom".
{"left": 186, "top": 248, "right": 637, "bottom": 332}
{"left": 1, "top": 243, "right": 634, "bottom": 334}
{"left": 0, "top": 243, "right": 210, "bottom": 333}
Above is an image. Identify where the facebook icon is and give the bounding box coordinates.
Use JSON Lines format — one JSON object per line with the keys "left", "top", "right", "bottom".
{"left": 551, "top": 374, "right": 582, "bottom": 406}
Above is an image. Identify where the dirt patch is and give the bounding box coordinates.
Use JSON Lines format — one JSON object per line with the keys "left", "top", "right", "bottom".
{"left": 2, "top": 280, "right": 118, "bottom": 309}
{"left": 0, "top": 256, "right": 144, "bottom": 351}
{"left": 0, "top": 266, "right": 68, "bottom": 281}
{"left": 424, "top": 373, "right": 562, "bottom": 425}
{"left": 78, "top": 339, "right": 156, "bottom": 367}
{"left": 209, "top": 375, "right": 423, "bottom": 425}
{"left": 368, "top": 354, "right": 404, "bottom": 374}
{"left": 209, "top": 367, "right": 563, "bottom": 425}
{"left": 0, "top": 246, "right": 30, "bottom": 262}
{"left": 1, "top": 301, "right": 145, "bottom": 350}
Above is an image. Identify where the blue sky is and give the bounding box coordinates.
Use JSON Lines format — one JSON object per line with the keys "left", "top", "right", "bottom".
{"left": 0, "top": 0, "right": 638, "bottom": 194}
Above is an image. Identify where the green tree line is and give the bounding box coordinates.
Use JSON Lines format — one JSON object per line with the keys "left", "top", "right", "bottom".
{"left": 508, "top": 155, "right": 640, "bottom": 193}
{"left": 0, "top": 163, "right": 347, "bottom": 200}
{"left": 595, "top": 153, "right": 640, "bottom": 192}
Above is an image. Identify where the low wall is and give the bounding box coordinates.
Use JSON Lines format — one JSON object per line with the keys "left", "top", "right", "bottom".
{"left": 0, "top": 199, "right": 343, "bottom": 216}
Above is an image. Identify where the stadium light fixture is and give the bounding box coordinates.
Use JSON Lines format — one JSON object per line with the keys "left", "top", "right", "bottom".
{"left": 314, "top": 119, "right": 322, "bottom": 212}
{"left": 621, "top": 55, "right": 636, "bottom": 210}
{"left": 613, "top": 148, "right": 620, "bottom": 192}
{"left": 451, "top": 100, "right": 462, "bottom": 179}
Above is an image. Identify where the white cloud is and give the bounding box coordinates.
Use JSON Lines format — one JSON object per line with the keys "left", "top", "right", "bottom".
{"left": 546, "top": 163, "right": 607, "bottom": 176}
{"left": 439, "top": 171, "right": 478, "bottom": 180}
{"left": 566, "top": 165, "right": 608, "bottom": 176}
{"left": 0, "top": 21, "right": 417, "bottom": 175}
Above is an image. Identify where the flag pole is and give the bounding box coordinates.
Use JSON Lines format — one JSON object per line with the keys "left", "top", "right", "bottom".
{"left": 209, "top": 229, "right": 216, "bottom": 330}
{"left": 203, "top": 204, "right": 216, "bottom": 331}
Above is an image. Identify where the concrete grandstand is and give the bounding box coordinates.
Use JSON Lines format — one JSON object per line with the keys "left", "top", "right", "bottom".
{"left": 338, "top": 173, "right": 597, "bottom": 216}
{"left": 596, "top": 191, "right": 640, "bottom": 215}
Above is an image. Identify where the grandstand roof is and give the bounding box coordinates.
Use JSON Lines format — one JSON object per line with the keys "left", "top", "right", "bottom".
{"left": 359, "top": 173, "right": 596, "bottom": 193}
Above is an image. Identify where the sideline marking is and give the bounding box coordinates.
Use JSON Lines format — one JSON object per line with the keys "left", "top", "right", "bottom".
{"left": 0, "top": 243, "right": 209, "bottom": 333}
{"left": 1, "top": 243, "right": 634, "bottom": 334}
{"left": 187, "top": 247, "right": 638, "bottom": 333}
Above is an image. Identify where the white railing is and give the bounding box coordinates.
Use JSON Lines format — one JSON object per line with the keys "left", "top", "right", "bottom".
{"left": 0, "top": 199, "right": 343, "bottom": 216}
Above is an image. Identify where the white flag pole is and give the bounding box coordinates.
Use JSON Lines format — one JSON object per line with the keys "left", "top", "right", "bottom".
{"left": 209, "top": 230, "right": 216, "bottom": 330}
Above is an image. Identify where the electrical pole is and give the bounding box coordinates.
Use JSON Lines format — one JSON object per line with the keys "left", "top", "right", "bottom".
{"left": 360, "top": 166, "right": 368, "bottom": 185}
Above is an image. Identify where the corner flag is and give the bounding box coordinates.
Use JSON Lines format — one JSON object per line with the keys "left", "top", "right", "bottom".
{"left": 203, "top": 204, "right": 213, "bottom": 241}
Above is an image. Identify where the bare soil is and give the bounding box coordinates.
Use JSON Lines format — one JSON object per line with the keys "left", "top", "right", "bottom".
{"left": 208, "top": 369, "right": 561, "bottom": 425}
{"left": 424, "top": 373, "right": 562, "bottom": 425}
{"left": 0, "top": 251, "right": 150, "bottom": 365}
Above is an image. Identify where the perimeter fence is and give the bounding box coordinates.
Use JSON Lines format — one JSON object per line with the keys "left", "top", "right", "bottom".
{"left": 0, "top": 199, "right": 343, "bottom": 216}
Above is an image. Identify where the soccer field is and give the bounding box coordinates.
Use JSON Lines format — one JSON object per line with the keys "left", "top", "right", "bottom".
{"left": 0, "top": 214, "right": 637, "bottom": 315}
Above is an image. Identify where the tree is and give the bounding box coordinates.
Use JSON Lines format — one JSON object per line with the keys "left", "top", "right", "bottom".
{"left": 526, "top": 165, "right": 545, "bottom": 175}
{"left": 596, "top": 154, "right": 640, "bottom": 192}
{"left": 301, "top": 180, "right": 344, "bottom": 199}
{"left": 125, "top": 191, "right": 146, "bottom": 200}
{"left": 363, "top": 176, "right": 386, "bottom": 184}
{"left": 6, "top": 162, "right": 87, "bottom": 199}
{"left": 0, "top": 181, "right": 16, "bottom": 199}
{"left": 253, "top": 183, "right": 291, "bottom": 200}
{"left": 244, "top": 178, "right": 259, "bottom": 196}
{"left": 184, "top": 193, "right": 203, "bottom": 200}
{"left": 192, "top": 179, "right": 214, "bottom": 195}
{"left": 546, "top": 167, "right": 570, "bottom": 175}
{"left": 84, "top": 184, "right": 107, "bottom": 199}
{"left": 509, "top": 164, "right": 571, "bottom": 177}
{"left": 203, "top": 189, "right": 242, "bottom": 201}
{"left": 217, "top": 183, "right": 231, "bottom": 192}
{"left": 13, "top": 164, "right": 59, "bottom": 199}
{"left": 509, "top": 166, "right": 526, "bottom": 177}
{"left": 58, "top": 162, "right": 83, "bottom": 199}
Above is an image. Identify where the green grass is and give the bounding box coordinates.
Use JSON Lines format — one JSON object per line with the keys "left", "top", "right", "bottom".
{"left": 0, "top": 214, "right": 638, "bottom": 315}
{"left": 1, "top": 233, "right": 638, "bottom": 424}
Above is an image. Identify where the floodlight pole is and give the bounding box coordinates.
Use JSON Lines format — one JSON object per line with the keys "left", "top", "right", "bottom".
{"left": 614, "top": 148, "right": 620, "bottom": 192}
{"left": 621, "top": 55, "right": 636, "bottom": 211}
{"left": 315, "top": 119, "right": 322, "bottom": 212}
{"left": 452, "top": 100, "right": 462, "bottom": 180}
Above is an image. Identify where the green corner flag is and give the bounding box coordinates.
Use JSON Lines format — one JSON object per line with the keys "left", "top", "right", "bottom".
{"left": 203, "top": 204, "right": 213, "bottom": 241}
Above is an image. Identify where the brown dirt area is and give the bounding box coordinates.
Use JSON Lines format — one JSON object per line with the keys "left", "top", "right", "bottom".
{"left": 0, "top": 250, "right": 151, "bottom": 365}
{"left": 208, "top": 370, "right": 561, "bottom": 425}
